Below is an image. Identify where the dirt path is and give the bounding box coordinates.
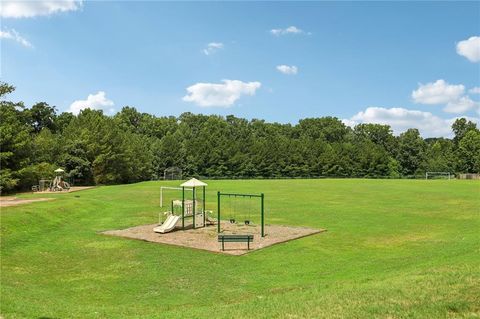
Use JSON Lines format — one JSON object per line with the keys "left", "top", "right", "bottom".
{"left": 1, "top": 186, "right": 94, "bottom": 208}
{"left": 35, "top": 186, "right": 95, "bottom": 194}
{"left": 0, "top": 197, "right": 56, "bottom": 207}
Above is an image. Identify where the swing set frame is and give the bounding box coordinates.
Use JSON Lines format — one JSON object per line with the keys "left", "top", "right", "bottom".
{"left": 217, "top": 192, "right": 265, "bottom": 237}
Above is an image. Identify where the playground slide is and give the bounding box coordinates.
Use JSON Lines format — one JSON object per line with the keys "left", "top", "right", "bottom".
{"left": 153, "top": 215, "right": 180, "bottom": 233}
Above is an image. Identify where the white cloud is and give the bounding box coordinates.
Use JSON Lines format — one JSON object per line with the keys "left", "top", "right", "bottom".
{"left": 203, "top": 42, "right": 224, "bottom": 55}
{"left": 344, "top": 106, "right": 478, "bottom": 137}
{"left": 469, "top": 87, "right": 480, "bottom": 94}
{"left": 444, "top": 96, "right": 480, "bottom": 114}
{"left": 68, "top": 91, "right": 115, "bottom": 115}
{"left": 276, "top": 65, "right": 298, "bottom": 75}
{"left": 0, "top": 29, "right": 32, "bottom": 47}
{"left": 456, "top": 36, "right": 480, "bottom": 62}
{"left": 270, "top": 26, "right": 305, "bottom": 36}
{"left": 412, "top": 79, "right": 465, "bottom": 105}
{"left": 1, "top": 0, "right": 82, "bottom": 18}
{"left": 182, "top": 80, "right": 261, "bottom": 107}
{"left": 411, "top": 79, "right": 480, "bottom": 115}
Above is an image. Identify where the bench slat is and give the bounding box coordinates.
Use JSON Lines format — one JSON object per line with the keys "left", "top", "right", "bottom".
{"left": 218, "top": 234, "right": 254, "bottom": 251}
{"left": 218, "top": 235, "right": 253, "bottom": 238}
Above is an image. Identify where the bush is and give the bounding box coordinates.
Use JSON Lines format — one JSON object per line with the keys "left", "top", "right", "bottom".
{"left": 0, "top": 169, "right": 19, "bottom": 193}
{"left": 16, "top": 162, "right": 56, "bottom": 190}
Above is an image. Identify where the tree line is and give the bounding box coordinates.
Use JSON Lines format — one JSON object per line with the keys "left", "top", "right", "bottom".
{"left": 1, "top": 82, "right": 479, "bottom": 192}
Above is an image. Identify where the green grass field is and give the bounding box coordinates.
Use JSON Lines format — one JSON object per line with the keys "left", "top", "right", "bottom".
{"left": 1, "top": 179, "right": 479, "bottom": 318}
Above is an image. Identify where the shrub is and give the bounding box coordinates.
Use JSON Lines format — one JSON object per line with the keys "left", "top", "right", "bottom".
{"left": 16, "top": 162, "right": 57, "bottom": 190}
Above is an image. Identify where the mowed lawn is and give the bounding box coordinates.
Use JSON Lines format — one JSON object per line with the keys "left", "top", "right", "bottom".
{"left": 1, "top": 179, "right": 479, "bottom": 318}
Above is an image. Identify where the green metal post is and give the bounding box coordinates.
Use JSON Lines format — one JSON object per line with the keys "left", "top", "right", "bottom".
{"left": 192, "top": 187, "right": 196, "bottom": 229}
{"left": 182, "top": 186, "right": 185, "bottom": 229}
{"left": 217, "top": 191, "right": 221, "bottom": 233}
{"left": 171, "top": 200, "right": 174, "bottom": 216}
{"left": 261, "top": 193, "right": 265, "bottom": 237}
{"left": 202, "top": 186, "right": 206, "bottom": 227}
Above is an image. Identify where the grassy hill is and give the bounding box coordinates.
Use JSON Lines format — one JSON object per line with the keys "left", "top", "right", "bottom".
{"left": 1, "top": 179, "right": 479, "bottom": 318}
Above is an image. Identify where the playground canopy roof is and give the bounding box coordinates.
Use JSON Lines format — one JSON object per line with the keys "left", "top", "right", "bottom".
{"left": 54, "top": 168, "right": 65, "bottom": 173}
{"left": 180, "top": 178, "right": 207, "bottom": 187}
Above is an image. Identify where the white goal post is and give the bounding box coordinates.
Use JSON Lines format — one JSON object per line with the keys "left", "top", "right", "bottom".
{"left": 160, "top": 186, "right": 193, "bottom": 207}
{"left": 425, "top": 172, "right": 452, "bottom": 180}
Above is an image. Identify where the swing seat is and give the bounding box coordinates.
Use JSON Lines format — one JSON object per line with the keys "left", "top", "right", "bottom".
{"left": 244, "top": 220, "right": 250, "bottom": 225}
{"left": 229, "top": 218, "right": 236, "bottom": 224}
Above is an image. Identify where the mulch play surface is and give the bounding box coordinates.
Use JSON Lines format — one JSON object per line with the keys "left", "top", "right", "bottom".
{"left": 102, "top": 222, "right": 325, "bottom": 255}
{"left": 1, "top": 187, "right": 95, "bottom": 208}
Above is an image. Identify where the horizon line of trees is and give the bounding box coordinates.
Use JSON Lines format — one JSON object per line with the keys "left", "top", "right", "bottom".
{"left": 1, "top": 82, "right": 479, "bottom": 192}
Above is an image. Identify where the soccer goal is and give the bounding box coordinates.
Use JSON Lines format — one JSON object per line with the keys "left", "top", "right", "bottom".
{"left": 425, "top": 172, "right": 452, "bottom": 180}
{"left": 163, "top": 167, "right": 182, "bottom": 180}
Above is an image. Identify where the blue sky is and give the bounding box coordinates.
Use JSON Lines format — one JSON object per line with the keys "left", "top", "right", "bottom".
{"left": 1, "top": 1, "right": 479, "bottom": 137}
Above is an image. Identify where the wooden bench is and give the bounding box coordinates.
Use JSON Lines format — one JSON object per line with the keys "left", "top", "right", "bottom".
{"left": 218, "top": 234, "right": 254, "bottom": 251}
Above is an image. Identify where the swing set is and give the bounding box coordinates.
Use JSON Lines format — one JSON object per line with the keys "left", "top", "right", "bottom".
{"left": 217, "top": 191, "right": 265, "bottom": 237}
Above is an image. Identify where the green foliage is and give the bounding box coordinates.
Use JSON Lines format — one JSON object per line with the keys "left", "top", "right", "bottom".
{"left": 32, "top": 128, "right": 60, "bottom": 163}
{"left": 24, "top": 102, "right": 57, "bottom": 133}
{"left": 1, "top": 81, "right": 478, "bottom": 192}
{"left": 298, "top": 116, "right": 350, "bottom": 142}
{"left": 0, "top": 81, "right": 15, "bottom": 97}
{"left": 0, "top": 82, "right": 32, "bottom": 191}
{"left": 55, "top": 112, "right": 75, "bottom": 133}
{"left": 452, "top": 118, "right": 477, "bottom": 145}
{"left": 354, "top": 123, "right": 397, "bottom": 154}
{"left": 397, "top": 129, "right": 427, "bottom": 176}
{"left": 60, "top": 139, "right": 93, "bottom": 184}
{"left": 457, "top": 129, "right": 480, "bottom": 173}
{"left": 0, "top": 168, "right": 18, "bottom": 192}
{"left": 424, "top": 138, "right": 456, "bottom": 173}
{"left": 16, "top": 162, "right": 57, "bottom": 190}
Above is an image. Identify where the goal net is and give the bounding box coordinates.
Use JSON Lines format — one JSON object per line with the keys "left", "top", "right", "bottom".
{"left": 163, "top": 167, "right": 182, "bottom": 180}
{"left": 425, "top": 172, "right": 452, "bottom": 180}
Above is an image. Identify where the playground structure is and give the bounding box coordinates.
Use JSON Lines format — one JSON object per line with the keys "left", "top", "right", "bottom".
{"left": 152, "top": 179, "right": 269, "bottom": 252}
{"left": 38, "top": 179, "right": 51, "bottom": 192}
{"left": 155, "top": 199, "right": 198, "bottom": 232}
{"left": 51, "top": 168, "right": 71, "bottom": 191}
{"left": 180, "top": 178, "right": 207, "bottom": 229}
{"left": 155, "top": 180, "right": 265, "bottom": 237}
{"left": 159, "top": 186, "right": 192, "bottom": 207}
{"left": 154, "top": 215, "right": 180, "bottom": 233}
{"left": 32, "top": 168, "right": 71, "bottom": 192}
{"left": 154, "top": 178, "right": 207, "bottom": 233}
